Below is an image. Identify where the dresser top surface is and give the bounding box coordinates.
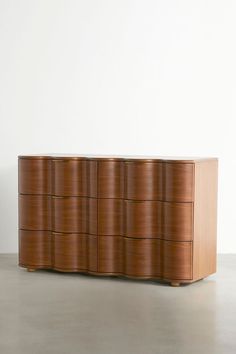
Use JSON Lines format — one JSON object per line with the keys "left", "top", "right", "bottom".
{"left": 18, "top": 154, "right": 218, "bottom": 163}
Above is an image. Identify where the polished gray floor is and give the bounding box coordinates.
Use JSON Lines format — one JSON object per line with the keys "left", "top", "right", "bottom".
{"left": 0, "top": 254, "right": 235, "bottom": 354}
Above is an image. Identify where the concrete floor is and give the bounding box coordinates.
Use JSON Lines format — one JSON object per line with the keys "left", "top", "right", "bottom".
{"left": 0, "top": 255, "right": 235, "bottom": 354}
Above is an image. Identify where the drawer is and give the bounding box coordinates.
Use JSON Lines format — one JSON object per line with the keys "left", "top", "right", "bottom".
{"left": 87, "top": 160, "right": 97, "bottom": 198}
{"left": 124, "top": 238, "right": 162, "bottom": 277}
{"left": 125, "top": 162, "right": 162, "bottom": 200}
{"left": 124, "top": 200, "right": 162, "bottom": 238}
{"left": 52, "top": 159, "right": 87, "bottom": 196}
{"left": 18, "top": 157, "right": 51, "bottom": 195}
{"left": 163, "top": 202, "right": 193, "bottom": 241}
{"left": 98, "top": 236, "right": 123, "bottom": 273}
{"left": 163, "top": 240, "right": 192, "bottom": 280}
{"left": 98, "top": 199, "right": 123, "bottom": 236}
{"left": 53, "top": 232, "right": 87, "bottom": 271}
{"left": 98, "top": 160, "right": 124, "bottom": 198}
{"left": 164, "top": 163, "right": 194, "bottom": 202}
{"left": 19, "top": 230, "right": 51, "bottom": 267}
{"left": 87, "top": 235, "right": 97, "bottom": 272}
{"left": 52, "top": 196, "right": 87, "bottom": 233}
{"left": 19, "top": 195, "right": 51, "bottom": 230}
{"left": 88, "top": 198, "right": 97, "bottom": 235}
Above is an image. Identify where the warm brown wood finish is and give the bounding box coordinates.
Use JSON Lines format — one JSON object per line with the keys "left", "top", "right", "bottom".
{"left": 125, "top": 162, "right": 162, "bottom": 200}
{"left": 124, "top": 238, "right": 162, "bottom": 277}
{"left": 97, "top": 160, "right": 124, "bottom": 198}
{"left": 52, "top": 196, "right": 87, "bottom": 233}
{"left": 19, "top": 195, "right": 51, "bottom": 230}
{"left": 163, "top": 240, "right": 192, "bottom": 280}
{"left": 18, "top": 158, "right": 51, "bottom": 195}
{"left": 53, "top": 232, "right": 87, "bottom": 271}
{"left": 87, "top": 235, "right": 97, "bottom": 272}
{"left": 164, "top": 163, "right": 194, "bottom": 202}
{"left": 19, "top": 230, "right": 51, "bottom": 267}
{"left": 18, "top": 155, "right": 218, "bottom": 286}
{"left": 52, "top": 159, "right": 87, "bottom": 196}
{"left": 98, "top": 236, "right": 123, "bottom": 273}
{"left": 125, "top": 200, "right": 162, "bottom": 238}
{"left": 98, "top": 199, "right": 123, "bottom": 236}
{"left": 193, "top": 160, "right": 218, "bottom": 281}
{"left": 163, "top": 201, "right": 193, "bottom": 241}
{"left": 87, "top": 160, "right": 97, "bottom": 198}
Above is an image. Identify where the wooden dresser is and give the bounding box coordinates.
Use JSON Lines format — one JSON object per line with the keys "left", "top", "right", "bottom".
{"left": 18, "top": 155, "right": 218, "bottom": 286}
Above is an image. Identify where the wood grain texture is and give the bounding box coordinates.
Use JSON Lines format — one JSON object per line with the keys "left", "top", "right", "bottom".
{"left": 163, "top": 241, "right": 192, "bottom": 280}
{"left": 53, "top": 232, "right": 87, "bottom": 271}
{"left": 87, "top": 235, "right": 97, "bottom": 272}
{"left": 52, "top": 159, "right": 87, "bottom": 196}
{"left": 164, "top": 163, "right": 194, "bottom": 202}
{"left": 88, "top": 198, "right": 97, "bottom": 235}
{"left": 125, "top": 162, "right": 162, "bottom": 200}
{"left": 163, "top": 202, "right": 193, "bottom": 241}
{"left": 98, "top": 236, "right": 123, "bottom": 273}
{"left": 193, "top": 160, "right": 218, "bottom": 280}
{"left": 19, "top": 230, "right": 51, "bottom": 267}
{"left": 19, "top": 158, "right": 51, "bottom": 195}
{"left": 124, "top": 200, "right": 162, "bottom": 238}
{"left": 52, "top": 196, "right": 87, "bottom": 233}
{"left": 124, "top": 238, "right": 162, "bottom": 277}
{"left": 98, "top": 160, "right": 124, "bottom": 198}
{"left": 98, "top": 199, "right": 123, "bottom": 236}
{"left": 18, "top": 155, "right": 218, "bottom": 285}
{"left": 87, "top": 160, "right": 97, "bottom": 198}
{"left": 19, "top": 194, "right": 51, "bottom": 230}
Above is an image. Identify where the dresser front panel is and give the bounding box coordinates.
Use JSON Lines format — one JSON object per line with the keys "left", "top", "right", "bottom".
{"left": 18, "top": 155, "right": 217, "bottom": 284}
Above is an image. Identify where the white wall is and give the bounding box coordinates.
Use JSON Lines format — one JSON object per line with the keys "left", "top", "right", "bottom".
{"left": 0, "top": 0, "right": 235, "bottom": 253}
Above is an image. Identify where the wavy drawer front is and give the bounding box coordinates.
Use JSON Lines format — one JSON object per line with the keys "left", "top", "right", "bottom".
{"left": 18, "top": 157, "right": 51, "bottom": 195}
{"left": 19, "top": 230, "right": 51, "bottom": 267}
{"left": 124, "top": 238, "right": 162, "bottom": 277}
{"left": 98, "top": 236, "right": 123, "bottom": 273}
{"left": 88, "top": 198, "right": 97, "bottom": 235}
{"left": 163, "top": 202, "right": 193, "bottom": 241}
{"left": 53, "top": 233, "right": 87, "bottom": 271}
{"left": 163, "top": 241, "right": 192, "bottom": 280}
{"left": 52, "top": 159, "right": 87, "bottom": 196}
{"left": 98, "top": 160, "right": 124, "bottom": 198}
{"left": 19, "top": 195, "right": 51, "bottom": 230}
{"left": 125, "top": 161, "right": 162, "bottom": 200}
{"left": 125, "top": 200, "right": 162, "bottom": 238}
{"left": 98, "top": 199, "right": 123, "bottom": 236}
{"left": 52, "top": 196, "right": 87, "bottom": 233}
{"left": 164, "top": 163, "right": 194, "bottom": 202}
{"left": 87, "top": 235, "right": 97, "bottom": 272}
{"left": 87, "top": 160, "right": 97, "bottom": 198}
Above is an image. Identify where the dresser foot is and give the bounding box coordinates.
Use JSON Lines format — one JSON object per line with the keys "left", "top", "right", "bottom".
{"left": 27, "top": 268, "right": 36, "bottom": 272}
{"left": 170, "top": 282, "right": 180, "bottom": 287}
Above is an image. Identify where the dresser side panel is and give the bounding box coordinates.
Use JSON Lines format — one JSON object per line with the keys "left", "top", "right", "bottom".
{"left": 193, "top": 160, "right": 218, "bottom": 280}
